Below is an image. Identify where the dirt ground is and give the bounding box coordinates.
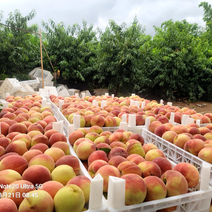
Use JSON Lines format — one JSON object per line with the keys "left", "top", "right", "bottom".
{"left": 163, "top": 99, "right": 212, "bottom": 114}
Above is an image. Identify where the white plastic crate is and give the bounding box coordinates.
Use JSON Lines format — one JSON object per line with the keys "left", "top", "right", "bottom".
{"left": 39, "top": 86, "right": 58, "bottom": 98}
{"left": 0, "top": 78, "right": 22, "bottom": 98}
{"left": 20, "top": 77, "right": 40, "bottom": 90}
{"left": 106, "top": 162, "right": 212, "bottom": 212}
{"left": 29, "top": 67, "right": 54, "bottom": 82}
{"left": 142, "top": 119, "right": 212, "bottom": 186}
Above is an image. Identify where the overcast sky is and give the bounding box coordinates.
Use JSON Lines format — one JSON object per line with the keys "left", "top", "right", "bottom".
{"left": 0, "top": 0, "right": 211, "bottom": 36}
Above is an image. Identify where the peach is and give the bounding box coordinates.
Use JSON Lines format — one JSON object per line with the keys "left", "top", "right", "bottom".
{"left": 0, "top": 198, "right": 18, "bottom": 212}
{"left": 104, "top": 115, "right": 117, "bottom": 127}
{"left": 38, "top": 180, "right": 64, "bottom": 199}
{"left": 52, "top": 141, "right": 71, "bottom": 155}
{"left": 142, "top": 143, "right": 158, "bottom": 153}
{"left": 204, "top": 132, "right": 212, "bottom": 140}
{"left": 128, "top": 133, "right": 144, "bottom": 145}
{"left": 88, "top": 159, "right": 108, "bottom": 178}
{"left": 49, "top": 132, "right": 67, "bottom": 146}
{"left": 144, "top": 176, "right": 167, "bottom": 201}
{"left": 198, "top": 147, "right": 212, "bottom": 164}
{"left": 12, "top": 134, "right": 31, "bottom": 149}
{"left": 28, "top": 122, "right": 44, "bottom": 133}
{"left": 54, "top": 184, "right": 85, "bottom": 212}
{"left": 84, "top": 132, "right": 100, "bottom": 142}
{"left": 2, "top": 180, "right": 35, "bottom": 207}
{"left": 44, "top": 147, "right": 65, "bottom": 162}
{"left": 193, "top": 134, "right": 207, "bottom": 141}
{"left": 68, "top": 130, "right": 84, "bottom": 146}
{"left": 30, "top": 143, "right": 49, "bottom": 153}
{"left": 76, "top": 140, "right": 96, "bottom": 161}
{"left": 0, "top": 169, "right": 22, "bottom": 193}
{"left": 161, "top": 170, "right": 188, "bottom": 197}
{"left": 170, "top": 125, "right": 188, "bottom": 134}
{"left": 22, "top": 164, "right": 51, "bottom": 185}
{"left": 6, "top": 132, "right": 19, "bottom": 140}
{"left": 84, "top": 114, "right": 94, "bottom": 127}
{"left": 0, "top": 154, "right": 28, "bottom": 174}
{"left": 138, "top": 161, "right": 161, "bottom": 178}
{"left": 123, "top": 131, "right": 133, "bottom": 140}
{"left": 200, "top": 115, "right": 211, "bottom": 124}
{"left": 100, "top": 131, "right": 112, "bottom": 138}
{"left": 108, "top": 147, "right": 128, "bottom": 160}
{"left": 109, "top": 132, "right": 128, "bottom": 144}
{"left": 172, "top": 162, "right": 199, "bottom": 188}
{"left": 27, "top": 130, "right": 43, "bottom": 139}
{"left": 51, "top": 164, "right": 76, "bottom": 185}
{"left": 8, "top": 123, "right": 27, "bottom": 134}
{"left": 22, "top": 149, "right": 43, "bottom": 162}
{"left": 204, "top": 140, "right": 212, "bottom": 147}
{"left": 148, "top": 121, "right": 162, "bottom": 133}
{"left": 183, "top": 139, "right": 205, "bottom": 156}
{"left": 44, "top": 122, "right": 53, "bottom": 132}
{"left": 152, "top": 157, "right": 172, "bottom": 175}
{"left": 87, "top": 150, "right": 108, "bottom": 166}
{"left": 187, "top": 127, "right": 200, "bottom": 135}
{"left": 145, "top": 149, "right": 166, "bottom": 161}
{"left": 28, "top": 154, "right": 55, "bottom": 172}
{"left": 108, "top": 155, "right": 127, "bottom": 167}
{"left": 95, "top": 164, "right": 121, "bottom": 192}
{"left": 18, "top": 190, "right": 54, "bottom": 212}
{"left": 44, "top": 129, "right": 58, "bottom": 139}
{"left": 43, "top": 115, "right": 57, "bottom": 125}
{"left": 55, "top": 155, "right": 80, "bottom": 175}
{"left": 110, "top": 141, "right": 127, "bottom": 150}
{"left": 67, "top": 175, "right": 91, "bottom": 203}
{"left": 121, "top": 173, "right": 147, "bottom": 205}
{"left": 76, "top": 127, "right": 89, "bottom": 136}
{"left": 154, "top": 124, "right": 170, "bottom": 137}
{"left": 6, "top": 140, "right": 28, "bottom": 156}
{"left": 126, "top": 154, "right": 145, "bottom": 165}
{"left": 118, "top": 160, "right": 142, "bottom": 176}
{"left": 0, "top": 137, "right": 11, "bottom": 148}
{"left": 173, "top": 133, "right": 191, "bottom": 149}
{"left": 31, "top": 134, "right": 49, "bottom": 147}
{"left": 161, "top": 130, "right": 177, "bottom": 143}
{"left": 94, "top": 136, "right": 110, "bottom": 145}
{"left": 90, "top": 115, "right": 105, "bottom": 127}
{"left": 199, "top": 127, "right": 211, "bottom": 135}
{"left": 36, "top": 120, "right": 48, "bottom": 129}
{"left": 0, "top": 122, "right": 10, "bottom": 135}
{"left": 73, "top": 138, "right": 93, "bottom": 152}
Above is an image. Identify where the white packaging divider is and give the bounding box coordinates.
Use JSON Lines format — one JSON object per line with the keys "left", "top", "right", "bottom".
{"left": 141, "top": 101, "right": 145, "bottom": 108}
{"left": 181, "top": 114, "right": 189, "bottom": 125}
{"left": 107, "top": 176, "right": 125, "bottom": 209}
{"left": 167, "top": 102, "right": 172, "bottom": 106}
{"left": 111, "top": 94, "right": 114, "bottom": 98}
{"left": 135, "top": 101, "right": 140, "bottom": 108}
{"left": 105, "top": 93, "right": 109, "bottom": 96}
{"left": 119, "top": 122, "right": 128, "bottom": 131}
{"left": 128, "top": 114, "right": 136, "bottom": 127}
{"left": 160, "top": 99, "right": 164, "bottom": 105}
{"left": 131, "top": 93, "right": 135, "bottom": 96}
{"left": 196, "top": 119, "right": 201, "bottom": 127}
{"left": 81, "top": 92, "right": 86, "bottom": 99}
{"left": 130, "top": 100, "right": 135, "bottom": 106}
{"left": 68, "top": 124, "right": 75, "bottom": 135}
{"left": 52, "top": 120, "right": 63, "bottom": 134}
{"left": 59, "top": 99, "right": 64, "bottom": 111}
{"left": 127, "top": 125, "right": 144, "bottom": 134}
{"left": 121, "top": 114, "right": 127, "bottom": 123}
{"left": 88, "top": 173, "right": 104, "bottom": 210}
{"left": 186, "top": 117, "right": 195, "bottom": 125}
{"left": 46, "top": 102, "right": 52, "bottom": 109}
{"left": 101, "top": 100, "right": 107, "bottom": 109}
{"left": 3, "top": 101, "right": 9, "bottom": 109}
{"left": 41, "top": 99, "right": 47, "bottom": 107}
{"left": 92, "top": 100, "right": 98, "bottom": 107}
{"left": 169, "top": 112, "right": 175, "bottom": 124}
{"left": 75, "top": 93, "right": 79, "bottom": 98}
{"left": 6, "top": 93, "right": 10, "bottom": 98}
{"left": 73, "top": 114, "right": 81, "bottom": 129}
{"left": 143, "top": 117, "right": 212, "bottom": 186}
{"left": 106, "top": 160, "right": 212, "bottom": 212}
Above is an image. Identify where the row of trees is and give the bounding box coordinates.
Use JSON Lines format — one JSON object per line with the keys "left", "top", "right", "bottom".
{"left": 0, "top": 2, "right": 212, "bottom": 101}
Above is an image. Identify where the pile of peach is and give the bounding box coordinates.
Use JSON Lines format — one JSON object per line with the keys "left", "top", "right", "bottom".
{"left": 68, "top": 126, "right": 200, "bottom": 207}
{"left": 0, "top": 94, "right": 92, "bottom": 212}
{"left": 149, "top": 120, "right": 212, "bottom": 164}
{"left": 50, "top": 94, "right": 212, "bottom": 129}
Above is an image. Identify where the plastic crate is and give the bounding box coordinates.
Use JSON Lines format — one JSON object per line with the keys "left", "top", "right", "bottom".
{"left": 0, "top": 78, "right": 22, "bottom": 98}
{"left": 142, "top": 121, "right": 212, "bottom": 186}
{"left": 20, "top": 77, "right": 40, "bottom": 90}
{"left": 106, "top": 162, "right": 212, "bottom": 212}
{"left": 29, "top": 67, "right": 53, "bottom": 82}
{"left": 39, "top": 86, "right": 58, "bottom": 98}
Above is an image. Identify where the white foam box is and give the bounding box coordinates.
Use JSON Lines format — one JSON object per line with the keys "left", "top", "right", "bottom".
{"left": 142, "top": 119, "right": 212, "bottom": 187}
{"left": 0, "top": 78, "right": 22, "bottom": 98}
{"left": 106, "top": 161, "right": 212, "bottom": 212}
